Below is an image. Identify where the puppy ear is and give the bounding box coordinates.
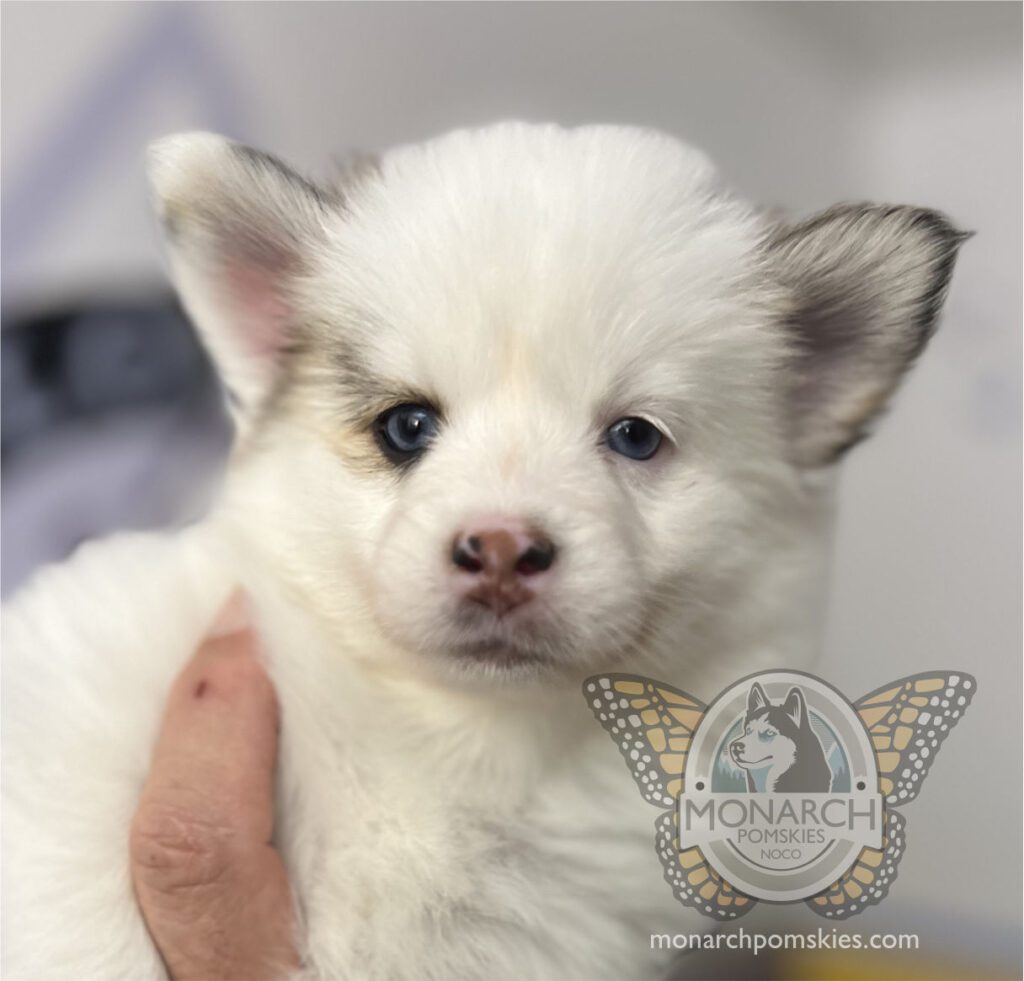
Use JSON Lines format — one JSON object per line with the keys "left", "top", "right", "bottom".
{"left": 747, "top": 682, "right": 769, "bottom": 716}
{"left": 767, "top": 205, "right": 968, "bottom": 467}
{"left": 147, "top": 133, "right": 338, "bottom": 419}
{"left": 782, "top": 687, "right": 806, "bottom": 729}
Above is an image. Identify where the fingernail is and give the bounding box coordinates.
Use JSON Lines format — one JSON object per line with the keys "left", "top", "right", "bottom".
{"left": 207, "top": 589, "right": 251, "bottom": 639}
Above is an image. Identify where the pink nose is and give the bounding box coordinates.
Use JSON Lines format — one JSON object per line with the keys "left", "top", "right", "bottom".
{"left": 451, "top": 522, "right": 557, "bottom": 616}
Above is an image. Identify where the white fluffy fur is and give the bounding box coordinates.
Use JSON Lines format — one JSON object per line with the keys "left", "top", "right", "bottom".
{"left": 2, "top": 123, "right": 956, "bottom": 979}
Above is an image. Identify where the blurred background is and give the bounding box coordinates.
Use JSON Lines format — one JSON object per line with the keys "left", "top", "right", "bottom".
{"left": 2, "top": 2, "right": 1020, "bottom": 978}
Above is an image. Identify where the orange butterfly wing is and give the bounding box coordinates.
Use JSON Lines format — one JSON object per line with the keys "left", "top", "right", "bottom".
{"left": 855, "top": 672, "right": 976, "bottom": 806}
{"left": 655, "top": 810, "right": 756, "bottom": 920}
{"left": 585, "top": 674, "right": 759, "bottom": 917}
{"left": 584, "top": 674, "right": 705, "bottom": 807}
{"left": 807, "top": 672, "right": 975, "bottom": 918}
{"left": 806, "top": 809, "right": 906, "bottom": 919}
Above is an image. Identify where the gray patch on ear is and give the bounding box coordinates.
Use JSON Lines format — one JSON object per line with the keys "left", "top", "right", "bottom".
{"left": 767, "top": 203, "right": 969, "bottom": 467}
{"left": 149, "top": 133, "right": 339, "bottom": 271}
{"left": 231, "top": 143, "right": 341, "bottom": 212}
{"left": 148, "top": 133, "right": 348, "bottom": 417}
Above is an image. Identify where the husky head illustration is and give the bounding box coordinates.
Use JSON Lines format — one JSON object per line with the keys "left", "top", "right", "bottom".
{"left": 729, "top": 682, "right": 833, "bottom": 792}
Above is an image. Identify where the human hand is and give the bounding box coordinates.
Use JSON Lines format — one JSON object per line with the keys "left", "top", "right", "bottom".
{"left": 130, "top": 592, "right": 301, "bottom": 980}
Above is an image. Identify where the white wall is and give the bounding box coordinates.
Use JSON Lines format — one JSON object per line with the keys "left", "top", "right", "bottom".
{"left": 3, "top": 2, "right": 862, "bottom": 303}
{"left": 3, "top": 1, "right": 1020, "bottom": 965}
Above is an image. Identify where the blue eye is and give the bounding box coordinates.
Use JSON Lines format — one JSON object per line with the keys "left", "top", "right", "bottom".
{"left": 605, "top": 417, "right": 663, "bottom": 461}
{"left": 375, "top": 403, "right": 439, "bottom": 463}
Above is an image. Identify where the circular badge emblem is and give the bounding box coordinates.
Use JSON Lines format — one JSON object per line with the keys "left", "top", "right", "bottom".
{"left": 679, "top": 671, "right": 881, "bottom": 902}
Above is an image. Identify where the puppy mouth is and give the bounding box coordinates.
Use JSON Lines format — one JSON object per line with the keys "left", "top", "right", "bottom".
{"left": 452, "top": 638, "right": 553, "bottom": 669}
{"left": 733, "top": 753, "right": 771, "bottom": 766}
{"left": 447, "top": 601, "right": 560, "bottom": 669}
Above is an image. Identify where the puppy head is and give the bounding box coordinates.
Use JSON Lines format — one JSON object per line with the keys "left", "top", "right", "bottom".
{"left": 148, "top": 124, "right": 965, "bottom": 684}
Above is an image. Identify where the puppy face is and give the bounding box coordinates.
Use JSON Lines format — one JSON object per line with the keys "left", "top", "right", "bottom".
{"left": 149, "top": 124, "right": 964, "bottom": 683}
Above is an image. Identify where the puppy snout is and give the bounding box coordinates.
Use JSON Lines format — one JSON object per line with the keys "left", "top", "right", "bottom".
{"left": 451, "top": 522, "right": 556, "bottom": 616}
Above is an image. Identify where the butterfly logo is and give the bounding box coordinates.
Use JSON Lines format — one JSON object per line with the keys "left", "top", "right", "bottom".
{"left": 583, "top": 670, "right": 975, "bottom": 920}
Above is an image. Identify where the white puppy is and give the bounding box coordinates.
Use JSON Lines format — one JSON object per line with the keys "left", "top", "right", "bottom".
{"left": 2, "top": 123, "right": 963, "bottom": 979}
